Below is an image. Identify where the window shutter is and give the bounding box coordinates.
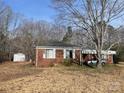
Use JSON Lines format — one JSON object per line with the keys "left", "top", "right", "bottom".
{"left": 73, "top": 49, "right": 75, "bottom": 59}
{"left": 63, "top": 49, "right": 66, "bottom": 59}
{"left": 43, "top": 53, "right": 46, "bottom": 58}
{"left": 53, "top": 48, "right": 56, "bottom": 58}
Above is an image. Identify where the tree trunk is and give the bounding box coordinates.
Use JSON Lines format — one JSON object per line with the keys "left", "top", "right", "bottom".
{"left": 97, "top": 60, "right": 103, "bottom": 69}
{"left": 96, "top": 49, "right": 103, "bottom": 69}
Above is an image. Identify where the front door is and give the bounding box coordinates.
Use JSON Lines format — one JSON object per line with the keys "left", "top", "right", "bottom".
{"left": 66, "top": 50, "right": 73, "bottom": 59}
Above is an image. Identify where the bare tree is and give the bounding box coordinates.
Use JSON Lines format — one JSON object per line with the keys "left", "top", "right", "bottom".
{"left": 62, "top": 26, "right": 73, "bottom": 43}
{"left": 52, "top": 0, "right": 124, "bottom": 68}
{"left": 0, "top": 3, "right": 12, "bottom": 50}
{"left": 11, "top": 19, "right": 66, "bottom": 61}
{"left": 118, "top": 26, "right": 124, "bottom": 44}
{"left": 0, "top": 0, "right": 14, "bottom": 62}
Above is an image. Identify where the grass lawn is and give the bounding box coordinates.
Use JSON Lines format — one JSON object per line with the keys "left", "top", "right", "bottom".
{"left": 0, "top": 62, "right": 123, "bottom": 93}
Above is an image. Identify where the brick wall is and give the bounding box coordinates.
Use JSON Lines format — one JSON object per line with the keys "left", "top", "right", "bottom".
{"left": 56, "top": 49, "right": 63, "bottom": 63}
{"left": 75, "top": 50, "right": 81, "bottom": 62}
{"left": 36, "top": 48, "right": 81, "bottom": 67}
{"left": 36, "top": 49, "right": 63, "bottom": 67}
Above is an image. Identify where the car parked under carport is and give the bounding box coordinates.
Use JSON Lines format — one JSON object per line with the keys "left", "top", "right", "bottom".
{"left": 81, "top": 49, "right": 116, "bottom": 66}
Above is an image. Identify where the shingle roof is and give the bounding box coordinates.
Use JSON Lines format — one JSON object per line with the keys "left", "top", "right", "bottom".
{"left": 43, "top": 41, "right": 77, "bottom": 47}
{"left": 36, "top": 41, "right": 80, "bottom": 49}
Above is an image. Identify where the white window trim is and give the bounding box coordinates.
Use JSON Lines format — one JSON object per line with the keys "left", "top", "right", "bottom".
{"left": 53, "top": 48, "right": 56, "bottom": 58}
{"left": 63, "top": 49, "right": 66, "bottom": 59}
{"left": 73, "top": 49, "right": 75, "bottom": 59}
{"left": 43, "top": 51, "right": 46, "bottom": 58}
{"left": 43, "top": 48, "right": 56, "bottom": 59}
{"left": 63, "top": 49, "right": 75, "bottom": 59}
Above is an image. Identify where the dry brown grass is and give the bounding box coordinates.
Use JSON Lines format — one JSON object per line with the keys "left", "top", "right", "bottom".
{"left": 0, "top": 62, "right": 123, "bottom": 93}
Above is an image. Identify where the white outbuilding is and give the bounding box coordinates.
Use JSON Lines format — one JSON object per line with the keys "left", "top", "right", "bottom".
{"left": 13, "top": 53, "right": 26, "bottom": 62}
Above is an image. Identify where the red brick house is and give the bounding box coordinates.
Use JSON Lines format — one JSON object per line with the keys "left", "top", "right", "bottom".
{"left": 35, "top": 42, "right": 81, "bottom": 67}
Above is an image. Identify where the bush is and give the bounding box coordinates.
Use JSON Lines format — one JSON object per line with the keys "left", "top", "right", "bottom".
{"left": 62, "top": 59, "right": 72, "bottom": 66}
{"left": 117, "top": 46, "right": 124, "bottom": 62}
{"left": 49, "top": 63, "right": 54, "bottom": 67}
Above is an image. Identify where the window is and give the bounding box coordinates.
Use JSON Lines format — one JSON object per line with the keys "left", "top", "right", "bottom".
{"left": 43, "top": 49, "right": 55, "bottom": 59}
{"left": 64, "top": 49, "right": 74, "bottom": 59}
{"left": 66, "top": 50, "right": 72, "bottom": 59}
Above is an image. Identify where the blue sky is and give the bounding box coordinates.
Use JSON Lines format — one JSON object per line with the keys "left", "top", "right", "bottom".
{"left": 3, "top": 0, "right": 124, "bottom": 27}
{"left": 4, "top": 0, "right": 55, "bottom": 22}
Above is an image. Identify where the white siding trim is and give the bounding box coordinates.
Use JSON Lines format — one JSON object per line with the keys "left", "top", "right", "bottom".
{"left": 63, "top": 49, "right": 66, "bottom": 59}
{"left": 53, "top": 48, "right": 56, "bottom": 58}
{"left": 43, "top": 51, "right": 46, "bottom": 58}
{"left": 73, "top": 49, "right": 75, "bottom": 59}
{"left": 43, "top": 48, "right": 56, "bottom": 59}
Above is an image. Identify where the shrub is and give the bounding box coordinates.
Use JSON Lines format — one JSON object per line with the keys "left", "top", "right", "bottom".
{"left": 62, "top": 59, "right": 72, "bottom": 66}
{"left": 111, "top": 45, "right": 124, "bottom": 63}
{"left": 116, "top": 47, "right": 124, "bottom": 62}
{"left": 49, "top": 63, "right": 54, "bottom": 67}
